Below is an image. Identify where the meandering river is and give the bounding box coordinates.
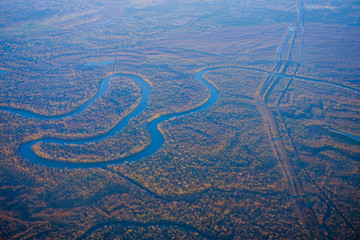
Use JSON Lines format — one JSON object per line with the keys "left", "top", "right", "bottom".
{"left": 4, "top": 70, "right": 219, "bottom": 168}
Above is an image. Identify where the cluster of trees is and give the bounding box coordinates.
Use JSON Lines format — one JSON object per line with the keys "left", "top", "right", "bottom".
{"left": 277, "top": 78, "right": 360, "bottom": 236}
{"left": 114, "top": 69, "right": 284, "bottom": 197}
{"left": 0, "top": 65, "right": 104, "bottom": 116}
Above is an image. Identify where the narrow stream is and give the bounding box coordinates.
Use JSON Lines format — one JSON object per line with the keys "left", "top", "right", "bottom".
{"left": 328, "top": 127, "right": 360, "bottom": 142}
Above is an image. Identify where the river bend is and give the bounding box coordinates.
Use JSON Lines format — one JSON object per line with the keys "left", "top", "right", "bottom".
{"left": 2, "top": 70, "right": 219, "bottom": 168}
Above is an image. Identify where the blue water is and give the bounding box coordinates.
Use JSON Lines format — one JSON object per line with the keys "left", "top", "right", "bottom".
{"left": 16, "top": 70, "right": 219, "bottom": 169}
{"left": 0, "top": 70, "right": 7, "bottom": 75}
{"left": 0, "top": 74, "right": 117, "bottom": 120}
{"left": 328, "top": 127, "right": 360, "bottom": 142}
{"left": 270, "top": 136, "right": 282, "bottom": 141}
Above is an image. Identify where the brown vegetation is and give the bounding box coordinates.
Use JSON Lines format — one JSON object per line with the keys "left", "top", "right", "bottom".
{"left": 1, "top": 0, "right": 359, "bottom": 239}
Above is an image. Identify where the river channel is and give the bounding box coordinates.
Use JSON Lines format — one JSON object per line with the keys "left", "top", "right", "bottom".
{"left": 8, "top": 70, "right": 219, "bottom": 168}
